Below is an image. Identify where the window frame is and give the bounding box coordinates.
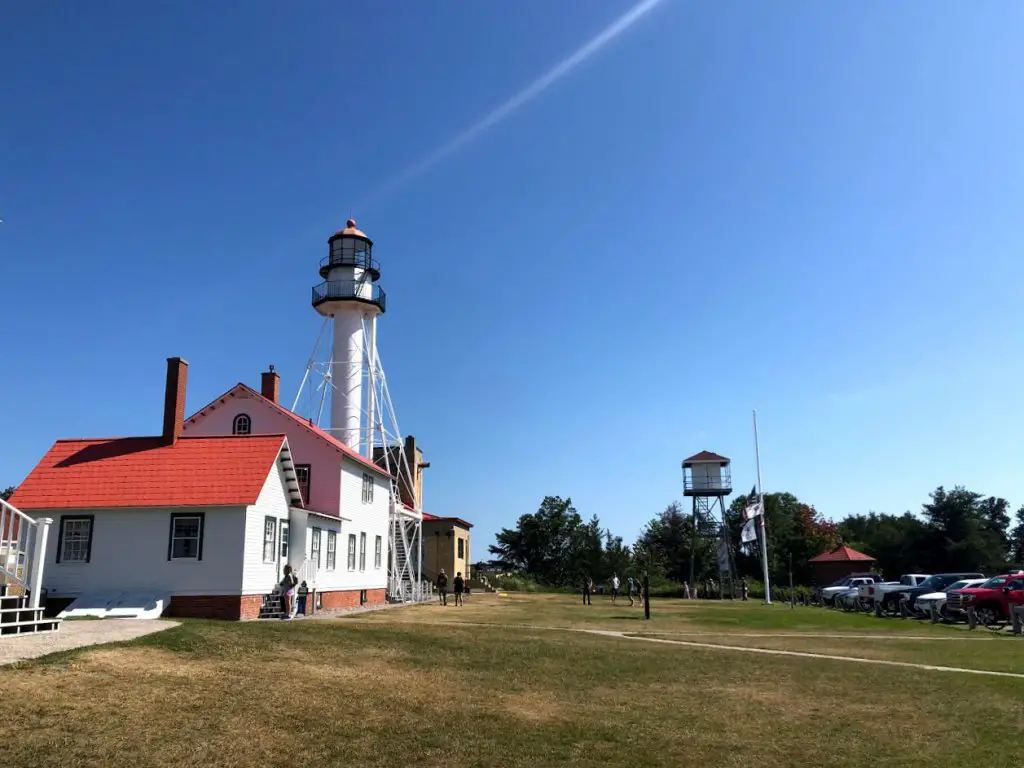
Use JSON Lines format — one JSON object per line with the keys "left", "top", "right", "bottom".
{"left": 374, "top": 535, "right": 382, "bottom": 569}
{"left": 457, "top": 537, "right": 464, "bottom": 559}
{"left": 326, "top": 530, "right": 337, "bottom": 570}
{"left": 262, "top": 516, "right": 277, "bottom": 563}
{"left": 232, "top": 413, "right": 252, "bottom": 435}
{"left": 361, "top": 473, "right": 374, "bottom": 504}
{"left": 56, "top": 514, "right": 94, "bottom": 564}
{"left": 280, "top": 522, "right": 289, "bottom": 559}
{"left": 294, "top": 463, "right": 311, "bottom": 506}
{"left": 359, "top": 532, "right": 367, "bottom": 571}
{"left": 167, "top": 512, "right": 205, "bottom": 561}
{"left": 347, "top": 534, "right": 357, "bottom": 570}
{"left": 310, "top": 527, "right": 322, "bottom": 569}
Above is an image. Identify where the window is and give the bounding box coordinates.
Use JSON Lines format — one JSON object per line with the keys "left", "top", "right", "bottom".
{"left": 361, "top": 473, "right": 374, "bottom": 504}
{"left": 457, "top": 537, "right": 464, "bottom": 559}
{"left": 359, "top": 532, "right": 367, "bottom": 570}
{"left": 295, "top": 464, "right": 311, "bottom": 506}
{"left": 347, "top": 534, "right": 357, "bottom": 570}
{"left": 1007, "top": 578, "right": 1024, "bottom": 591}
{"left": 232, "top": 414, "right": 252, "bottom": 435}
{"left": 326, "top": 531, "right": 337, "bottom": 570}
{"left": 374, "top": 535, "right": 382, "bottom": 569}
{"left": 57, "top": 515, "right": 93, "bottom": 563}
{"left": 280, "top": 523, "right": 289, "bottom": 559}
{"left": 168, "top": 513, "right": 204, "bottom": 560}
{"left": 310, "top": 527, "right": 322, "bottom": 568}
{"left": 263, "top": 517, "right": 277, "bottom": 563}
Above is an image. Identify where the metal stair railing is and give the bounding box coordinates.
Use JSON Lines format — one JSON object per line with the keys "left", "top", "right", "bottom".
{"left": 0, "top": 499, "right": 52, "bottom": 610}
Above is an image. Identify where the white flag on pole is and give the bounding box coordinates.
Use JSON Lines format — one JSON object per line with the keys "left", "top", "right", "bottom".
{"left": 741, "top": 518, "right": 758, "bottom": 544}
{"left": 743, "top": 485, "right": 763, "bottom": 520}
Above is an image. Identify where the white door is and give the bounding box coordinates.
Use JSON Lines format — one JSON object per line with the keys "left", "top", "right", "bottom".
{"left": 279, "top": 522, "right": 290, "bottom": 579}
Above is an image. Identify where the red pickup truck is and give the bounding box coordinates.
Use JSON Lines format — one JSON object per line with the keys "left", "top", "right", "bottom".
{"left": 949, "top": 572, "right": 1024, "bottom": 625}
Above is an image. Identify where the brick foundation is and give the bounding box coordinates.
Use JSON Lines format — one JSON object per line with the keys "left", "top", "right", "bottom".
{"left": 317, "top": 588, "right": 386, "bottom": 611}
{"left": 168, "top": 595, "right": 263, "bottom": 621}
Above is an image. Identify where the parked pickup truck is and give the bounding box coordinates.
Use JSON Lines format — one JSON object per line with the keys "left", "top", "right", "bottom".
{"left": 819, "top": 574, "right": 883, "bottom": 606}
{"left": 915, "top": 578, "right": 988, "bottom": 619}
{"left": 949, "top": 572, "right": 1024, "bottom": 625}
{"left": 857, "top": 574, "right": 930, "bottom": 613}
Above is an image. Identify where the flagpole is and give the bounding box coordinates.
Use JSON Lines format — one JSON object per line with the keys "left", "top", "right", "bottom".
{"left": 753, "top": 409, "right": 772, "bottom": 605}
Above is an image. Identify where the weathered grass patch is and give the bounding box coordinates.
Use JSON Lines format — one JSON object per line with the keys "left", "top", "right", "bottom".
{"left": 0, "top": 597, "right": 1020, "bottom": 767}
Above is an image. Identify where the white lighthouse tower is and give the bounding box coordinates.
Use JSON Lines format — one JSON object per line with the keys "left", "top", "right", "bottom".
{"left": 297, "top": 219, "right": 424, "bottom": 601}
{"left": 311, "top": 219, "right": 384, "bottom": 453}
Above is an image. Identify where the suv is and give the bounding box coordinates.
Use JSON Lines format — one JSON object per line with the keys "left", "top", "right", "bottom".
{"left": 951, "top": 572, "right": 1024, "bottom": 625}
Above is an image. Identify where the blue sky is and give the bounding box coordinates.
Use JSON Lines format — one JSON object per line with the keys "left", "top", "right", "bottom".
{"left": 2, "top": 2, "right": 1023, "bottom": 554}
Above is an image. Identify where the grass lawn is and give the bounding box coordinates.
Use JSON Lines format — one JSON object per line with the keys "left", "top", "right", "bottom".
{"left": 1, "top": 593, "right": 1022, "bottom": 767}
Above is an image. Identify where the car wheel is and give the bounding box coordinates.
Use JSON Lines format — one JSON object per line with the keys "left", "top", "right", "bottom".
{"left": 976, "top": 605, "right": 1001, "bottom": 626}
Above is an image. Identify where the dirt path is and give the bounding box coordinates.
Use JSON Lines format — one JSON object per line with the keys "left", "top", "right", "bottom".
{"left": 0, "top": 619, "right": 178, "bottom": 666}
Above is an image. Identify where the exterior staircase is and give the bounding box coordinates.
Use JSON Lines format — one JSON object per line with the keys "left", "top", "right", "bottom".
{"left": 1, "top": 584, "right": 60, "bottom": 636}
{"left": 1, "top": 498, "right": 58, "bottom": 637}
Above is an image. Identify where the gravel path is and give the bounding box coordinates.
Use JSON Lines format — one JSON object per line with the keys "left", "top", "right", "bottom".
{"left": 0, "top": 619, "right": 179, "bottom": 666}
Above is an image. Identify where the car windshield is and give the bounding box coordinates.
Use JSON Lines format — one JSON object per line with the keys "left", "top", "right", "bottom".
{"left": 979, "top": 576, "right": 1007, "bottom": 589}
{"left": 946, "top": 580, "right": 969, "bottom": 591}
{"left": 916, "top": 575, "right": 944, "bottom": 590}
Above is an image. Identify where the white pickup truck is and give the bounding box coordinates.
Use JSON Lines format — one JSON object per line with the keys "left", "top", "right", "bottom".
{"left": 857, "top": 574, "right": 930, "bottom": 613}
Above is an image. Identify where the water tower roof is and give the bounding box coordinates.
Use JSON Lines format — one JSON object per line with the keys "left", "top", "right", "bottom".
{"left": 682, "top": 450, "right": 730, "bottom": 465}
{"left": 332, "top": 218, "right": 371, "bottom": 240}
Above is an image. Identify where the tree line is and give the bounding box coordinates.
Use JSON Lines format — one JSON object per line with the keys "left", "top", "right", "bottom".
{"left": 486, "top": 487, "right": 1024, "bottom": 588}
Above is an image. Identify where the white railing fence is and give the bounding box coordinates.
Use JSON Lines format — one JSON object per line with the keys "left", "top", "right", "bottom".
{"left": 0, "top": 499, "right": 52, "bottom": 610}
{"left": 295, "top": 557, "right": 318, "bottom": 589}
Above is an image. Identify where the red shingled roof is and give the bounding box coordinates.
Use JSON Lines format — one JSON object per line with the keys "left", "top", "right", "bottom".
{"left": 683, "top": 450, "right": 730, "bottom": 464}
{"left": 808, "top": 545, "right": 876, "bottom": 563}
{"left": 9, "top": 434, "right": 289, "bottom": 511}
{"left": 187, "top": 384, "right": 389, "bottom": 477}
{"left": 422, "top": 512, "right": 474, "bottom": 529}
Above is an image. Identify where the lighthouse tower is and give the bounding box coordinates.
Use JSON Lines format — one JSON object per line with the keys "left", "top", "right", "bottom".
{"left": 311, "top": 219, "right": 385, "bottom": 453}
{"left": 300, "top": 220, "right": 424, "bottom": 602}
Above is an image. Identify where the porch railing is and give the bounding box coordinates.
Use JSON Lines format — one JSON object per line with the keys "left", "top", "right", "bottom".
{"left": 0, "top": 498, "right": 52, "bottom": 610}
{"left": 295, "top": 557, "right": 318, "bottom": 588}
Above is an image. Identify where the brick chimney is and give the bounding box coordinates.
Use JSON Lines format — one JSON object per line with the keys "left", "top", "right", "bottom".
{"left": 261, "top": 365, "right": 280, "bottom": 404}
{"left": 162, "top": 357, "right": 189, "bottom": 444}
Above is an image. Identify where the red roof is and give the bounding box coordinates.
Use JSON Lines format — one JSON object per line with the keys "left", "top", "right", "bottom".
{"left": 683, "top": 450, "right": 730, "bottom": 464}
{"left": 808, "top": 545, "right": 876, "bottom": 563}
{"left": 422, "top": 512, "right": 474, "bottom": 529}
{"left": 186, "top": 384, "right": 389, "bottom": 477}
{"left": 9, "top": 435, "right": 290, "bottom": 511}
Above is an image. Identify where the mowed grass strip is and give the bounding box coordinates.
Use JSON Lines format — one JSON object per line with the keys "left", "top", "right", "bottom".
{"left": 0, "top": 598, "right": 1020, "bottom": 767}
{"left": 365, "top": 592, "right": 975, "bottom": 636}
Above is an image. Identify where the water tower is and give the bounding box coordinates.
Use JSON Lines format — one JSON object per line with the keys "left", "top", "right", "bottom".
{"left": 682, "top": 450, "right": 735, "bottom": 599}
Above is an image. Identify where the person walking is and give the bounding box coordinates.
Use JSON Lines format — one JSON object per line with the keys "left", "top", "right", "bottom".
{"left": 436, "top": 569, "right": 449, "bottom": 606}
{"left": 610, "top": 573, "right": 621, "bottom": 604}
{"left": 453, "top": 571, "right": 465, "bottom": 606}
{"left": 582, "top": 573, "right": 593, "bottom": 606}
{"left": 682, "top": 581, "right": 691, "bottom": 599}
{"left": 741, "top": 578, "right": 749, "bottom": 601}
{"left": 626, "top": 575, "right": 636, "bottom": 606}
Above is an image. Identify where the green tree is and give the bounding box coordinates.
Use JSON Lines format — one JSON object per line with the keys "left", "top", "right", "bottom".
{"left": 636, "top": 501, "right": 714, "bottom": 585}
{"left": 1009, "top": 505, "right": 1024, "bottom": 566}
{"left": 0, "top": 486, "right": 13, "bottom": 501}
{"left": 488, "top": 496, "right": 608, "bottom": 587}
{"left": 922, "top": 486, "right": 1006, "bottom": 573}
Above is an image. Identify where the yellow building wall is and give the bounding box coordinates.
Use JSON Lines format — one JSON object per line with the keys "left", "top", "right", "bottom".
{"left": 423, "top": 522, "right": 471, "bottom": 582}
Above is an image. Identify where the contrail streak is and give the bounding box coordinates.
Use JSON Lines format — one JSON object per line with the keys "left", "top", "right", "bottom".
{"left": 352, "top": 0, "right": 668, "bottom": 212}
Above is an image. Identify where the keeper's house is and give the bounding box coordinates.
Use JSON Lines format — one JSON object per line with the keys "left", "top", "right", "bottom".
{"left": 7, "top": 357, "right": 381, "bottom": 620}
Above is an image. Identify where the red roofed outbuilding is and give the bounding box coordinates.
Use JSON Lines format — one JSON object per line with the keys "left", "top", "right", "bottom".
{"left": 808, "top": 545, "right": 878, "bottom": 586}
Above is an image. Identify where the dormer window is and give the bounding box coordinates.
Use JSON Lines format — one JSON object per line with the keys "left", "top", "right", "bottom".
{"left": 232, "top": 414, "right": 252, "bottom": 435}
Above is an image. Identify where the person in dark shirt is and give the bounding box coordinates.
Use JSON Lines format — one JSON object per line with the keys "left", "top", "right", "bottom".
{"left": 453, "top": 572, "right": 465, "bottom": 606}
{"left": 437, "top": 569, "right": 448, "bottom": 606}
{"left": 582, "top": 573, "right": 593, "bottom": 606}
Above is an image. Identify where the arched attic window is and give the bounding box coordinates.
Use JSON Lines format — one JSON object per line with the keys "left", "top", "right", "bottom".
{"left": 232, "top": 414, "right": 252, "bottom": 435}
